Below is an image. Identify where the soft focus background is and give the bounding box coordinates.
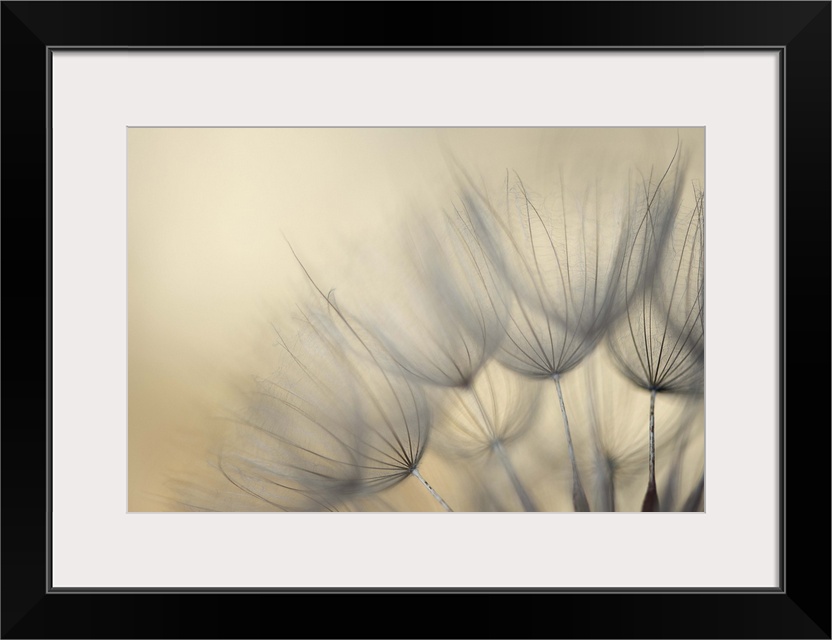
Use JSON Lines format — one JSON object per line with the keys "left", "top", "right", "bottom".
{"left": 128, "top": 127, "right": 704, "bottom": 512}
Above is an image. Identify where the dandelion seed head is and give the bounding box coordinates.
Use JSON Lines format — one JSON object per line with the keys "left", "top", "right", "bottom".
{"left": 330, "top": 199, "right": 509, "bottom": 388}
{"left": 608, "top": 183, "right": 705, "bottom": 395}
{"left": 461, "top": 168, "right": 644, "bottom": 379}
{"left": 216, "top": 307, "right": 434, "bottom": 510}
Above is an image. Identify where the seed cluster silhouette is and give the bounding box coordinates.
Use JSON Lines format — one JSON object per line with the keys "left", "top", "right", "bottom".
{"left": 179, "top": 143, "right": 704, "bottom": 513}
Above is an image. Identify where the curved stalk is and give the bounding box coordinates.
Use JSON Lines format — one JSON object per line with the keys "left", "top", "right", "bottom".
{"left": 553, "top": 375, "right": 590, "bottom": 512}
{"left": 494, "top": 440, "right": 537, "bottom": 512}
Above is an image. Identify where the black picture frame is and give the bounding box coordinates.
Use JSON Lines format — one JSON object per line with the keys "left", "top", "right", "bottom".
{"left": 2, "top": 2, "right": 829, "bottom": 638}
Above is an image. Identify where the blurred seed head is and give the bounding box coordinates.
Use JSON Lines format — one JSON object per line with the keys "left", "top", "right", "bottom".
{"left": 430, "top": 360, "right": 542, "bottom": 459}
{"left": 216, "top": 306, "right": 433, "bottom": 511}
{"left": 330, "top": 200, "right": 508, "bottom": 388}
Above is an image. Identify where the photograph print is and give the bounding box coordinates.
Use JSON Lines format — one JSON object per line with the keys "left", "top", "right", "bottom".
{"left": 128, "top": 127, "right": 704, "bottom": 513}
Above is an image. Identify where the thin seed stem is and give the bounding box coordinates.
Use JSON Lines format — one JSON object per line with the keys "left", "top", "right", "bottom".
{"left": 594, "top": 454, "right": 617, "bottom": 512}
{"left": 606, "top": 470, "right": 617, "bottom": 513}
{"left": 494, "top": 440, "right": 537, "bottom": 512}
{"left": 411, "top": 468, "right": 453, "bottom": 512}
{"left": 553, "top": 375, "right": 590, "bottom": 512}
{"left": 641, "top": 388, "right": 660, "bottom": 512}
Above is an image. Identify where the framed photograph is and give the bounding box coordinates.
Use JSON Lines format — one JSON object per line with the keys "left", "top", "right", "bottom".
{"left": 3, "top": 2, "right": 829, "bottom": 638}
